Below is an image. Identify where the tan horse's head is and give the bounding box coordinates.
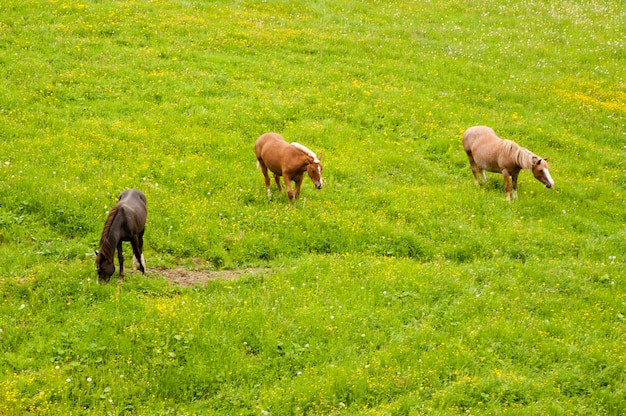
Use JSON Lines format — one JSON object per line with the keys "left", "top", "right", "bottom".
{"left": 307, "top": 153, "right": 324, "bottom": 189}
{"left": 532, "top": 157, "right": 554, "bottom": 189}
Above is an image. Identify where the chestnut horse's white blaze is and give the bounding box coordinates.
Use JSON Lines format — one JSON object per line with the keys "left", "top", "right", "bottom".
{"left": 462, "top": 126, "right": 554, "bottom": 201}
{"left": 255, "top": 133, "right": 324, "bottom": 205}
{"left": 542, "top": 169, "right": 554, "bottom": 190}
{"left": 291, "top": 142, "right": 324, "bottom": 189}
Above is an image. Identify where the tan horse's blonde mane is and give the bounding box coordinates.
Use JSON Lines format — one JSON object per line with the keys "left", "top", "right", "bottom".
{"left": 97, "top": 205, "right": 119, "bottom": 263}
{"left": 290, "top": 142, "right": 320, "bottom": 163}
{"left": 502, "top": 140, "right": 539, "bottom": 170}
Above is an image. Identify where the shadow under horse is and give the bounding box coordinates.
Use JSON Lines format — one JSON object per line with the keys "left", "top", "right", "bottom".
{"left": 96, "top": 189, "right": 147, "bottom": 283}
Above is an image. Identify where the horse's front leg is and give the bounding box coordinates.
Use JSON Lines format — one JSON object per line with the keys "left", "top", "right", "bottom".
{"left": 117, "top": 241, "right": 125, "bottom": 280}
{"left": 294, "top": 177, "right": 304, "bottom": 200}
{"left": 511, "top": 172, "right": 519, "bottom": 200}
{"left": 283, "top": 175, "right": 295, "bottom": 206}
{"left": 502, "top": 170, "right": 511, "bottom": 202}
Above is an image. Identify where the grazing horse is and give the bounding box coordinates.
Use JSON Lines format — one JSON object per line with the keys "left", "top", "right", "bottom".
{"left": 255, "top": 132, "right": 323, "bottom": 205}
{"left": 96, "top": 189, "right": 147, "bottom": 283}
{"left": 462, "top": 126, "right": 554, "bottom": 201}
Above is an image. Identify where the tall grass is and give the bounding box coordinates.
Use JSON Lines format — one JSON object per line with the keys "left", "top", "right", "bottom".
{"left": 1, "top": 0, "right": 625, "bottom": 414}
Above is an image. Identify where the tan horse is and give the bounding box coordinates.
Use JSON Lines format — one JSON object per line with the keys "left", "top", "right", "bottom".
{"left": 255, "top": 133, "right": 323, "bottom": 205}
{"left": 462, "top": 126, "right": 554, "bottom": 201}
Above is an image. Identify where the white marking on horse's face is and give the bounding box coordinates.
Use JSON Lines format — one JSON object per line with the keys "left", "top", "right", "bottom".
{"left": 317, "top": 166, "right": 323, "bottom": 188}
{"left": 543, "top": 169, "right": 554, "bottom": 188}
{"left": 534, "top": 167, "right": 554, "bottom": 188}
{"left": 533, "top": 159, "right": 554, "bottom": 189}
{"left": 308, "top": 163, "right": 324, "bottom": 189}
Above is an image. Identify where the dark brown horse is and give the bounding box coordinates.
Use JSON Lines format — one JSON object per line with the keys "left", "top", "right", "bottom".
{"left": 462, "top": 126, "right": 554, "bottom": 201}
{"left": 96, "top": 189, "right": 147, "bottom": 283}
{"left": 255, "top": 133, "right": 323, "bottom": 205}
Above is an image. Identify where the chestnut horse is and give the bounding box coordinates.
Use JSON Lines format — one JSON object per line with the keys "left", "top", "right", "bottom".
{"left": 255, "top": 133, "right": 323, "bottom": 205}
{"left": 462, "top": 126, "right": 554, "bottom": 201}
{"left": 96, "top": 189, "right": 147, "bottom": 283}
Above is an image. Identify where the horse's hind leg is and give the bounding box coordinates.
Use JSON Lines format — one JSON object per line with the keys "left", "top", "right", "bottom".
{"left": 466, "top": 151, "right": 481, "bottom": 186}
{"left": 502, "top": 170, "right": 512, "bottom": 202}
{"left": 283, "top": 175, "right": 295, "bottom": 206}
{"left": 138, "top": 231, "right": 146, "bottom": 272}
{"left": 132, "top": 231, "right": 146, "bottom": 274}
{"left": 273, "top": 174, "right": 283, "bottom": 192}
{"left": 117, "top": 241, "right": 125, "bottom": 281}
{"left": 258, "top": 160, "right": 272, "bottom": 198}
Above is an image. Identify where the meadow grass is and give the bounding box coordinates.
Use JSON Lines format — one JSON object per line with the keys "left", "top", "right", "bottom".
{"left": 1, "top": 0, "right": 625, "bottom": 414}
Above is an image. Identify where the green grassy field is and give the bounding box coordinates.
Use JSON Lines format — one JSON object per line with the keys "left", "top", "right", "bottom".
{"left": 1, "top": 0, "right": 625, "bottom": 414}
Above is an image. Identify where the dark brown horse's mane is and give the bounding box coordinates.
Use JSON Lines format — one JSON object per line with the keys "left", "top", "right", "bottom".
{"left": 96, "top": 205, "right": 119, "bottom": 263}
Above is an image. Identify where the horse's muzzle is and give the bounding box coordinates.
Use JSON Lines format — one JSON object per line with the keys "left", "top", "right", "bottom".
{"left": 315, "top": 183, "right": 323, "bottom": 190}
{"left": 546, "top": 183, "right": 553, "bottom": 189}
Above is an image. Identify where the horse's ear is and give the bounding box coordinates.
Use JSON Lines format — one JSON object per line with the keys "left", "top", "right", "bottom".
{"left": 543, "top": 157, "right": 549, "bottom": 161}
{"left": 317, "top": 152, "right": 323, "bottom": 161}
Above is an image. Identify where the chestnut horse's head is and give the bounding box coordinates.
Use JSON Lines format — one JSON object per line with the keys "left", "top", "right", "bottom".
{"left": 307, "top": 153, "right": 324, "bottom": 190}
{"left": 532, "top": 157, "right": 554, "bottom": 189}
{"left": 291, "top": 142, "right": 324, "bottom": 190}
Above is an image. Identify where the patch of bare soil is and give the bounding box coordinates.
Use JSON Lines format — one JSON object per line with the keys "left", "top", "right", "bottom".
{"left": 150, "top": 267, "right": 267, "bottom": 287}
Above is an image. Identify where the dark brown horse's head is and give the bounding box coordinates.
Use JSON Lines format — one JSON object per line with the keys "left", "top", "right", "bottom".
{"left": 532, "top": 157, "right": 554, "bottom": 189}
{"left": 307, "top": 153, "right": 324, "bottom": 189}
{"left": 95, "top": 251, "right": 115, "bottom": 283}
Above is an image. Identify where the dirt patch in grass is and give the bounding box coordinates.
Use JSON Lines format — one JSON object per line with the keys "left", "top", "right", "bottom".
{"left": 151, "top": 267, "right": 268, "bottom": 287}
